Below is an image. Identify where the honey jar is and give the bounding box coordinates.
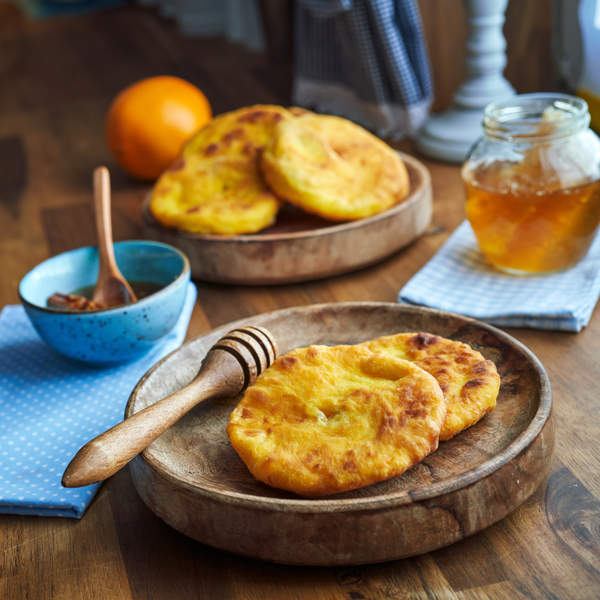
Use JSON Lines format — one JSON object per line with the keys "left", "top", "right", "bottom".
{"left": 462, "top": 93, "right": 600, "bottom": 274}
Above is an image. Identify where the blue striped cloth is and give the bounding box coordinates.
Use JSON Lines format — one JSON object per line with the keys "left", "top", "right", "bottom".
{"left": 399, "top": 222, "right": 600, "bottom": 332}
{"left": 0, "top": 283, "right": 196, "bottom": 518}
{"left": 294, "top": 0, "right": 432, "bottom": 138}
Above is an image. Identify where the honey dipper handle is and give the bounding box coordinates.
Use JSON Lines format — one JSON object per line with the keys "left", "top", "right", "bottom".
{"left": 62, "top": 350, "right": 245, "bottom": 488}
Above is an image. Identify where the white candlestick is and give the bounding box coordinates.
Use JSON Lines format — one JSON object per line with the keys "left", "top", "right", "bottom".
{"left": 416, "top": 0, "right": 515, "bottom": 163}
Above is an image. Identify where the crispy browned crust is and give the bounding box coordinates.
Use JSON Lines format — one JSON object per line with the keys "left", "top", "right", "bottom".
{"left": 150, "top": 105, "right": 295, "bottom": 234}
{"left": 227, "top": 344, "right": 446, "bottom": 497}
{"left": 150, "top": 154, "right": 280, "bottom": 235}
{"left": 261, "top": 113, "right": 410, "bottom": 221}
{"left": 362, "top": 333, "right": 500, "bottom": 441}
{"left": 183, "top": 104, "right": 293, "bottom": 160}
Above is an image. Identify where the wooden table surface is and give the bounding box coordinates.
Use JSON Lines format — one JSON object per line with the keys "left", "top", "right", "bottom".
{"left": 1, "top": 6, "right": 598, "bottom": 599}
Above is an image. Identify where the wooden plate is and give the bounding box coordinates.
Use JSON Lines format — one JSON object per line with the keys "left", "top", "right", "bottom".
{"left": 140, "top": 152, "right": 431, "bottom": 285}
{"left": 126, "top": 303, "right": 553, "bottom": 565}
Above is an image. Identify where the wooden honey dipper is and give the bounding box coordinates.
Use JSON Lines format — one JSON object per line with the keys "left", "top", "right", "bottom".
{"left": 62, "top": 326, "right": 278, "bottom": 488}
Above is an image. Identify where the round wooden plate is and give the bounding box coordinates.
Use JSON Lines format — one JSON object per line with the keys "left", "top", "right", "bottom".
{"left": 126, "top": 303, "right": 553, "bottom": 566}
{"left": 140, "top": 152, "right": 432, "bottom": 285}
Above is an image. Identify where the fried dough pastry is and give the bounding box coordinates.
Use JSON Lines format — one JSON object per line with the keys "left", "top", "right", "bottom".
{"left": 150, "top": 105, "right": 293, "bottom": 234}
{"left": 261, "top": 113, "right": 410, "bottom": 221}
{"left": 362, "top": 333, "right": 500, "bottom": 441}
{"left": 227, "top": 344, "right": 446, "bottom": 497}
{"left": 150, "top": 154, "right": 280, "bottom": 234}
{"left": 183, "top": 104, "right": 293, "bottom": 160}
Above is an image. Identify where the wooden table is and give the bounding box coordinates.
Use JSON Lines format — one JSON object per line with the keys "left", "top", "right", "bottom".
{"left": 1, "top": 6, "right": 598, "bottom": 599}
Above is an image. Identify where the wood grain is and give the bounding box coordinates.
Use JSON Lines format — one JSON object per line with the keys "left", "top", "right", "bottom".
{"left": 0, "top": 4, "right": 598, "bottom": 599}
{"left": 0, "top": 134, "right": 27, "bottom": 219}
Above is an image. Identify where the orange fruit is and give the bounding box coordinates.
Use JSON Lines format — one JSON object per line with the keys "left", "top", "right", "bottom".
{"left": 106, "top": 75, "right": 212, "bottom": 180}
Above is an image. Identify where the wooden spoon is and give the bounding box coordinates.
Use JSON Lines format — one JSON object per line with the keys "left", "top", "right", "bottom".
{"left": 62, "top": 325, "right": 278, "bottom": 488}
{"left": 92, "top": 166, "right": 137, "bottom": 308}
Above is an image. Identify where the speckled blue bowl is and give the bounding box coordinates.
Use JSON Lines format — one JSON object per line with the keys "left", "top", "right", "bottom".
{"left": 19, "top": 240, "right": 190, "bottom": 365}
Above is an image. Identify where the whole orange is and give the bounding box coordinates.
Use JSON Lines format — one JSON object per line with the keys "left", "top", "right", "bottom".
{"left": 106, "top": 75, "right": 212, "bottom": 180}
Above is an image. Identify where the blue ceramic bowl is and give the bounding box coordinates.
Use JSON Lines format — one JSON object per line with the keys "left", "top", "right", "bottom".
{"left": 19, "top": 240, "right": 190, "bottom": 365}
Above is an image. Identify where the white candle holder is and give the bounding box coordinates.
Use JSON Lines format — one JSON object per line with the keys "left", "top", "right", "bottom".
{"left": 416, "top": 0, "right": 515, "bottom": 163}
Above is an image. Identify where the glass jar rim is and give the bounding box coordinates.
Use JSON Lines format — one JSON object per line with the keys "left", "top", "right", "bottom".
{"left": 483, "top": 93, "right": 590, "bottom": 141}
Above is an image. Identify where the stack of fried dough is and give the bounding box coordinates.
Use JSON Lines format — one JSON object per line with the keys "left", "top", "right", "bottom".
{"left": 227, "top": 332, "right": 501, "bottom": 497}
{"left": 150, "top": 105, "right": 410, "bottom": 235}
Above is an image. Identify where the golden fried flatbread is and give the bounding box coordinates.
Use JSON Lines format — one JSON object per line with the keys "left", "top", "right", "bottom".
{"left": 150, "top": 105, "right": 293, "bottom": 235}
{"left": 260, "top": 113, "right": 410, "bottom": 221}
{"left": 149, "top": 154, "right": 280, "bottom": 234}
{"left": 227, "top": 344, "right": 446, "bottom": 497}
{"left": 362, "top": 333, "right": 500, "bottom": 441}
{"left": 183, "top": 104, "right": 293, "bottom": 160}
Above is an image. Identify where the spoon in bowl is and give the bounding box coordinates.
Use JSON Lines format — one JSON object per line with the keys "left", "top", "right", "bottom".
{"left": 91, "top": 166, "right": 137, "bottom": 308}
{"left": 47, "top": 166, "right": 137, "bottom": 311}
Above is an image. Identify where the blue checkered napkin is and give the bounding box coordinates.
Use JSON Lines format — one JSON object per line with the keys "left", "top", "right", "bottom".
{"left": 0, "top": 282, "right": 197, "bottom": 518}
{"left": 294, "top": 0, "right": 432, "bottom": 138}
{"left": 399, "top": 222, "right": 600, "bottom": 332}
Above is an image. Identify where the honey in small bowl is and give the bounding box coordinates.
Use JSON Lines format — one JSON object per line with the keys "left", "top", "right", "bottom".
{"left": 462, "top": 94, "right": 600, "bottom": 274}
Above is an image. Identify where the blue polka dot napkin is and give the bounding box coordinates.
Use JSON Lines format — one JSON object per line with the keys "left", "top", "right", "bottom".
{"left": 399, "top": 221, "right": 600, "bottom": 332}
{"left": 0, "top": 282, "right": 197, "bottom": 518}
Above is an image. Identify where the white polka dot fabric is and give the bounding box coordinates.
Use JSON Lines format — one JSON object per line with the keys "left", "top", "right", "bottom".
{"left": 399, "top": 221, "right": 600, "bottom": 332}
{"left": 0, "top": 282, "right": 197, "bottom": 518}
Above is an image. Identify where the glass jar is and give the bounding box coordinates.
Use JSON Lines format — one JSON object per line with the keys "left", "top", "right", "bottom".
{"left": 462, "top": 93, "right": 600, "bottom": 274}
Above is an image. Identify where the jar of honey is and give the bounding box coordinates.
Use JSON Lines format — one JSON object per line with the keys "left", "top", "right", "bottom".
{"left": 462, "top": 93, "right": 600, "bottom": 274}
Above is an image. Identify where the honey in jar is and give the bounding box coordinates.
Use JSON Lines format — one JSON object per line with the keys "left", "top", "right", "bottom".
{"left": 462, "top": 94, "right": 600, "bottom": 274}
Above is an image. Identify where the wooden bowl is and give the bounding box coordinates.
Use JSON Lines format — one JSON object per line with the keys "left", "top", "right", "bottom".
{"left": 126, "top": 302, "right": 553, "bottom": 566}
{"left": 140, "top": 152, "right": 432, "bottom": 284}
